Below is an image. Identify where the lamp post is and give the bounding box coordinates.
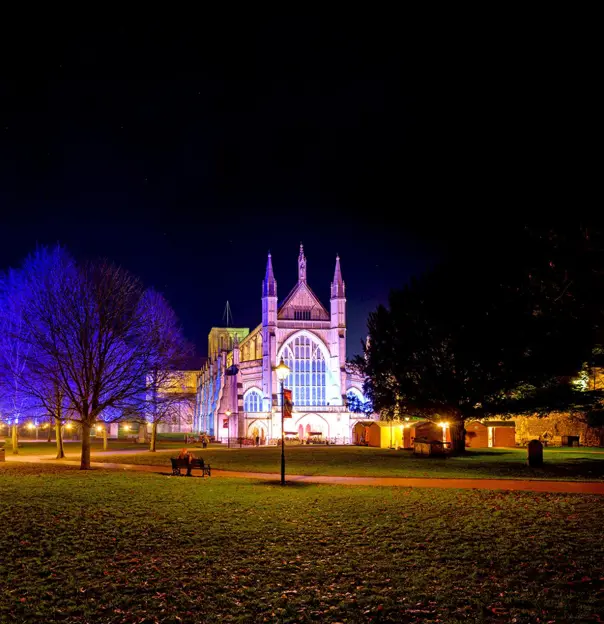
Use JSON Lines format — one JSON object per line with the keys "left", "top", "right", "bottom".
{"left": 225, "top": 410, "right": 232, "bottom": 448}
{"left": 439, "top": 421, "right": 449, "bottom": 444}
{"left": 274, "top": 358, "right": 291, "bottom": 486}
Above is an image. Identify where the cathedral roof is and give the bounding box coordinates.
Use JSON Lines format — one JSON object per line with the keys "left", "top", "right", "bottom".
{"left": 278, "top": 280, "right": 329, "bottom": 320}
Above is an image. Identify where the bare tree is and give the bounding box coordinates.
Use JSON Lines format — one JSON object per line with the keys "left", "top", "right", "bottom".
{"left": 20, "top": 248, "right": 163, "bottom": 469}
{"left": 137, "top": 291, "right": 194, "bottom": 452}
{"left": 0, "top": 268, "right": 36, "bottom": 455}
{"left": 20, "top": 373, "right": 73, "bottom": 459}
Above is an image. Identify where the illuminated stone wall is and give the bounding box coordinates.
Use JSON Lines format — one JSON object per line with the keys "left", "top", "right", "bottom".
{"left": 513, "top": 413, "right": 602, "bottom": 446}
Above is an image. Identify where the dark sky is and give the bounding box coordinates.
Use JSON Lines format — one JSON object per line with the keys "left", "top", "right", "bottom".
{"left": 0, "top": 25, "right": 584, "bottom": 357}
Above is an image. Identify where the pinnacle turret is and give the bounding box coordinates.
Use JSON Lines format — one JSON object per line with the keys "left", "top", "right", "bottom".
{"left": 331, "top": 254, "right": 345, "bottom": 298}
{"left": 298, "top": 243, "right": 307, "bottom": 282}
{"left": 262, "top": 252, "right": 277, "bottom": 297}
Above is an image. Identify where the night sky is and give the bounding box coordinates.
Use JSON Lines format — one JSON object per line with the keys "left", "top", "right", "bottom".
{"left": 0, "top": 25, "right": 581, "bottom": 357}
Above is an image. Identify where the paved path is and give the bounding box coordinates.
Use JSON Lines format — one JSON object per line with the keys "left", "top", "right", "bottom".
{"left": 4, "top": 455, "right": 604, "bottom": 494}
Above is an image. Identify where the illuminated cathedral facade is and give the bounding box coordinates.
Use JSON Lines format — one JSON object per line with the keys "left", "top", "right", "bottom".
{"left": 193, "top": 245, "right": 374, "bottom": 443}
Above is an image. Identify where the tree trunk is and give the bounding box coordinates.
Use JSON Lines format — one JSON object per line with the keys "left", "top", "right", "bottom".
{"left": 102, "top": 425, "right": 108, "bottom": 451}
{"left": 138, "top": 422, "right": 147, "bottom": 444}
{"left": 11, "top": 424, "right": 18, "bottom": 454}
{"left": 47, "top": 418, "right": 52, "bottom": 443}
{"left": 150, "top": 421, "right": 158, "bottom": 452}
{"left": 80, "top": 421, "right": 91, "bottom": 470}
{"left": 449, "top": 421, "right": 466, "bottom": 455}
{"left": 55, "top": 419, "right": 65, "bottom": 459}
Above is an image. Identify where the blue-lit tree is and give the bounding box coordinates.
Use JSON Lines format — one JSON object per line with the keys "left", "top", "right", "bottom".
{"left": 0, "top": 268, "right": 37, "bottom": 454}
{"left": 18, "top": 247, "right": 171, "bottom": 469}
{"left": 137, "top": 290, "right": 194, "bottom": 452}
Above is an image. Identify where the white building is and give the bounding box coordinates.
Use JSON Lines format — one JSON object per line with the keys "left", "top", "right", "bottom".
{"left": 194, "top": 245, "right": 374, "bottom": 443}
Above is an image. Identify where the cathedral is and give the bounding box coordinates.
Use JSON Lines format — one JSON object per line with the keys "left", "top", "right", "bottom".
{"left": 194, "top": 245, "right": 374, "bottom": 443}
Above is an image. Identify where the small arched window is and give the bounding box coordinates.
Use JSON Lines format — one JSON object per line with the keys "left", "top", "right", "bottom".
{"left": 244, "top": 389, "right": 263, "bottom": 412}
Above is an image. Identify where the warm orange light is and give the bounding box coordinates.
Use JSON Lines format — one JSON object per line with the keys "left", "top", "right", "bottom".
{"left": 274, "top": 358, "right": 291, "bottom": 381}
{"left": 124, "top": 424, "right": 130, "bottom": 431}
{"left": 225, "top": 410, "right": 232, "bottom": 417}
{"left": 65, "top": 422, "right": 73, "bottom": 430}
{"left": 27, "top": 422, "right": 35, "bottom": 430}
{"left": 439, "top": 421, "right": 449, "bottom": 428}
{"left": 96, "top": 424, "right": 103, "bottom": 431}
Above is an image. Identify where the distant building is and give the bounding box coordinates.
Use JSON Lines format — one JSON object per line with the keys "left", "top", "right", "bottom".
{"left": 152, "top": 369, "right": 199, "bottom": 434}
{"left": 194, "top": 245, "right": 375, "bottom": 442}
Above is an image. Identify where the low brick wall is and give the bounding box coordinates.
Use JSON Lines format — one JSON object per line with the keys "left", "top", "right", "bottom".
{"left": 514, "top": 413, "right": 603, "bottom": 446}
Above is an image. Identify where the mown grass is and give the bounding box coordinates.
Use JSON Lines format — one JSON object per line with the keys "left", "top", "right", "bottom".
{"left": 2, "top": 440, "right": 189, "bottom": 455}
{"left": 88, "top": 445, "right": 604, "bottom": 481}
{"left": 5, "top": 442, "right": 604, "bottom": 481}
{"left": 0, "top": 463, "right": 603, "bottom": 623}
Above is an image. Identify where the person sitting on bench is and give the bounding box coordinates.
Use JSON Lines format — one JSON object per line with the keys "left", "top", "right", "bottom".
{"left": 177, "top": 448, "right": 196, "bottom": 476}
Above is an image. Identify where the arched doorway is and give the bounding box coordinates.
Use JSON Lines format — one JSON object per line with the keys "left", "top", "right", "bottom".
{"left": 295, "top": 413, "right": 330, "bottom": 442}
{"left": 247, "top": 420, "right": 268, "bottom": 445}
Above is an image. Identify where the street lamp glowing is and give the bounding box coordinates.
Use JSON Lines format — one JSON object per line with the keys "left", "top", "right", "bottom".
{"left": 96, "top": 424, "right": 103, "bottom": 431}
{"left": 273, "top": 358, "right": 291, "bottom": 486}
{"left": 225, "top": 410, "right": 232, "bottom": 417}
{"left": 124, "top": 424, "right": 130, "bottom": 431}
{"left": 65, "top": 422, "right": 73, "bottom": 430}
{"left": 274, "top": 358, "right": 290, "bottom": 381}
{"left": 439, "top": 421, "right": 449, "bottom": 444}
{"left": 27, "top": 422, "right": 35, "bottom": 430}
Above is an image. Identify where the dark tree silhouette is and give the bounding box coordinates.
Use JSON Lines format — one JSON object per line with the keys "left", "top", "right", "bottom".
{"left": 358, "top": 225, "right": 604, "bottom": 453}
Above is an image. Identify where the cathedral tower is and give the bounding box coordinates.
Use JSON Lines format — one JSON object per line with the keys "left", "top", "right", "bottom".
{"left": 330, "top": 254, "right": 347, "bottom": 402}
{"left": 262, "top": 253, "right": 278, "bottom": 410}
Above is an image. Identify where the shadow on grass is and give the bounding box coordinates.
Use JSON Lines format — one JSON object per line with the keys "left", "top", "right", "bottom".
{"left": 462, "top": 450, "right": 515, "bottom": 457}
{"left": 237, "top": 479, "right": 318, "bottom": 489}
{"left": 161, "top": 473, "right": 214, "bottom": 479}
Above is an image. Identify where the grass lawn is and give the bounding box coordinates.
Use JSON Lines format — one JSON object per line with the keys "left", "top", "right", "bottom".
{"left": 6, "top": 441, "right": 604, "bottom": 481}
{"left": 84, "top": 445, "right": 604, "bottom": 482}
{"left": 2, "top": 440, "right": 190, "bottom": 455}
{"left": 1, "top": 464, "right": 603, "bottom": 623}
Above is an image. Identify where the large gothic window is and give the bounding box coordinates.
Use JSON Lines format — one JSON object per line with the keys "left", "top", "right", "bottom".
{"left": 244, "top": 389, "right": 262, "bottom": 412}
{"left": 281, "top": 334, "right": 327, "bottom": 407}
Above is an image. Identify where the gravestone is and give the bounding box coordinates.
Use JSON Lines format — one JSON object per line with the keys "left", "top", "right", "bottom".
{"left": 527, "top": 439, "right": 543, "bottom": 467}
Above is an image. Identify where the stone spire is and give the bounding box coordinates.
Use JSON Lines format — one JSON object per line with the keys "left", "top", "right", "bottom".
{"left": 262, "top": 252, "right": 277, "bottom": 297}
{"left": 298, "top": 243, "right": 307, "bottom": 282}
{"left": 331, "top": 254, "right": 345, "bottom": 298}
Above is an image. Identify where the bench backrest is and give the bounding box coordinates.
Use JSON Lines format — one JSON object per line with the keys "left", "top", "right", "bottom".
{"left": 171, "top": 457, "right": 204, "bottom": 468}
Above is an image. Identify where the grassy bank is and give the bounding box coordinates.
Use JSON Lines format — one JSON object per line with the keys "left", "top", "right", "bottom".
{"left": 1, "top": 463, "right": 603, "bottom": 622}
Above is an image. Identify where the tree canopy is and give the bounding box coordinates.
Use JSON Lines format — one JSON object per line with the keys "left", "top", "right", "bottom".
{"left": 358, "top": 225, "right": 604, "bottom": 452}
{"left": 0, "top": 246, "right": 189, "bottom": 468}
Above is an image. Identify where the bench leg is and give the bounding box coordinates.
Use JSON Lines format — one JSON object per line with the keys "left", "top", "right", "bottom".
{"left": 172, "top": 468, "right": 182, "bottom": 476}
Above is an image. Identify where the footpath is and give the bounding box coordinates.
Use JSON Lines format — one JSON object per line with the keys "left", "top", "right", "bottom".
{"left": 4, "top": 454, "right": 604, "bottom": 495}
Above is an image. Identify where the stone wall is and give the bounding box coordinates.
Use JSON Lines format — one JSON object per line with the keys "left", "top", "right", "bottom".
{"left": 514, "top": 412, "right": 603, "bottom": 446}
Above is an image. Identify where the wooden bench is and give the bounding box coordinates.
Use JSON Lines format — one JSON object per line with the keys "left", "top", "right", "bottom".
{"left": 170, "top": 457, "right": 211, "bottom": 477}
